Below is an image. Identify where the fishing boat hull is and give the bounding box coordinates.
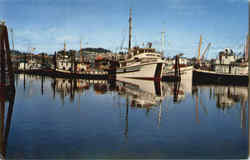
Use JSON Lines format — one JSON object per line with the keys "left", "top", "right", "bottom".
{"left": 192, "top": 68, "right": 248, "bottom": 86}
{"left": 116, "top": 62, "right": 163, "bottom": 80}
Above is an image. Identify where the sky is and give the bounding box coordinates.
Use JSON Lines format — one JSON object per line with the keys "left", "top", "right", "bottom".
{"left": 0, "top": 0, "right": 248, "bottom": 58}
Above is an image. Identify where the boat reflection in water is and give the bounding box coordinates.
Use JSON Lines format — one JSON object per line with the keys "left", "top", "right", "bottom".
{"left": 115, "top": 78, "right": 165, "bottom": 109}
{"left": 50, "top": 76, "right": 193, "bottom": 108}
{"left": 193, "top": 84, "right": 248, "bottom": 128}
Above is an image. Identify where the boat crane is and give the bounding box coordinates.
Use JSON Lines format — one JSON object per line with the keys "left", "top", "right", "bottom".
{"left": 201, "top": 42, "right": 211, "bottom": 61}
{"left": 196, "top": 35, "right": 211, "bottom": 65}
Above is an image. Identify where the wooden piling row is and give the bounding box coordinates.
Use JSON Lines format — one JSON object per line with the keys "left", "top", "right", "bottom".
{"left": 0, "top": 23, "right": 14, "bottom": 89}
{"left": 162, "top": 55, "right": 181, "bottom": 82}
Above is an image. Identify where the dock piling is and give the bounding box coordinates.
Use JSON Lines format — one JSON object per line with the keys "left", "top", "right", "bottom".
{"left": 0, "top": 22, "right": 14, "bottom": 89}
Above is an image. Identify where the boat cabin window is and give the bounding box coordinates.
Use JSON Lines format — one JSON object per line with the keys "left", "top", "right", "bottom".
{"left": 133, "top": 48, "right": 156, "bottom": 55}
{"left": 135, "top": 58, "right": 140, "bottom": 62}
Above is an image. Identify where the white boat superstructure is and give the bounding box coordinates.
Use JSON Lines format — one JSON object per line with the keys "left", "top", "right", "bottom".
{"left": 117, "top": 47, "right": 164, "bottom": 80}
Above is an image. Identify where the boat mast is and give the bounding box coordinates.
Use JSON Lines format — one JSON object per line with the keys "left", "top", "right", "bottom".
{"left": 64, "top": 40, "right": 66, "bottom": 55}
{"left": 128, "top": 8, "right": 132, "bottom": 55}
{"left": 197, "top": 35, "right": 202, "bottom": 64}
{"left": 161, "top": 32, "right": 165, "bottom": 56}
{"left": 246, "top": 32, "right": 249, "bottom": 62}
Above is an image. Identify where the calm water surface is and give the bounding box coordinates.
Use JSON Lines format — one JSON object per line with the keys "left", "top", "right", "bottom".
{"left": 2, "top": 74, "right": 248, "bottom": 158}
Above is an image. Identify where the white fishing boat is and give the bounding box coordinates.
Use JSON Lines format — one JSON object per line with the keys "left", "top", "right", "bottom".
{"left": 117, "top": 45, "right": 164, "bottom": 80}
{"left": 116, "top": 8, "right": 164, "bottom": 80}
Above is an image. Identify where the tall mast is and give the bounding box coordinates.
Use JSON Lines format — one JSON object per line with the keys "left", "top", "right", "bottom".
{"left": 64, "top": 40, "right": 66, "bottom": 55}
{"left": 197, "top": 35, "right": 202, "bottom": 64}
{"left": 161, "top": 32, "right": 166, "bottom": 56}
{"left": 80, "top": 38, "right": 82, "bottom": 51}
{"left": 246, "top": 34, "right": 249, "bottom": 62}
{"left": 128, "top": 8, "right": 132, "bottom": 54}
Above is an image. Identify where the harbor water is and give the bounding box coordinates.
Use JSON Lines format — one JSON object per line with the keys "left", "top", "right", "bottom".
{"left": 3, "top": 74, "right": 248, "bottom": 159}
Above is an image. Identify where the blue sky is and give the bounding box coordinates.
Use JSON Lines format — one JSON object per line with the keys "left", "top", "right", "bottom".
{"left": 0, "top": 0, "right": 248, "bottom": 58}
